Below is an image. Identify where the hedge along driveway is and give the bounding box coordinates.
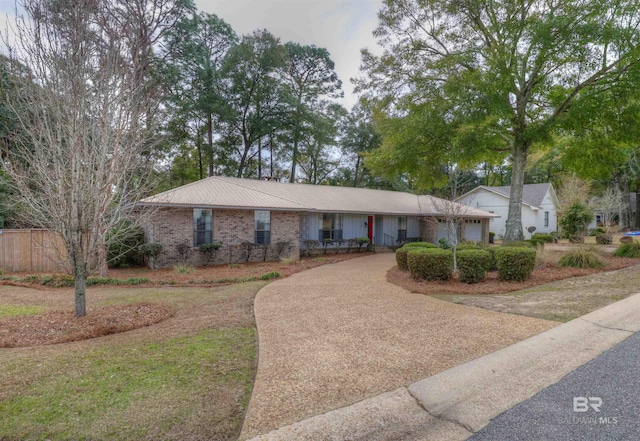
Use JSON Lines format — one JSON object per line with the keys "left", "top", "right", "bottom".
{"left": 241, "top": 253, "right": 558, "bottom": 439}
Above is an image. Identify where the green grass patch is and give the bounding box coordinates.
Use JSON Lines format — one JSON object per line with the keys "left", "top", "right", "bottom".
{"left": 86, "top": 277, "right": 151, "bottom": 286}
{"left": 0, "top": 328, "right": 256, "bottom": 440}
{"left": 190, "top": 271, "right": 281, "bottom": 285}
{"left": 0, "top": 304, "right": 46, "bottom": 318}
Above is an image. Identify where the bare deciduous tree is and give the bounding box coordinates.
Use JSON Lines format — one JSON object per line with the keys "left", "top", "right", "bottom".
{"left": 2, "top": 0, "right": 163, "bottom": 317}
{"left": 431, "top": 195, "right": 475, "bottom": 270}
{"left": 590, "top": 187, "right": 627, "bottom": 233}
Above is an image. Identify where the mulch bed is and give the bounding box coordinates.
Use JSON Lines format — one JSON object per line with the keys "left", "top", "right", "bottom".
{"left": 0, "top": 253, "right": 372, "bottom": 348}
{"left": 2, "top": 252, "right": 374, "bottom": 288}
{"left": 108, "top": 252, "right": 373, "bottom": 285}
{"left": 0, "top": 303, "right": 175, "bottom": 348}
{"left": 388, "top": 255, "right": 640, "bottom": 296}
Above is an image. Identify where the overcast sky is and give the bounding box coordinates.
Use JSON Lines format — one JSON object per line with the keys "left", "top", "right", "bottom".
{"left": 0, "top": 0, "right": 383, "bottom": 109}
{"left": 197, "top": 0, "right": 383, "bottom": 109}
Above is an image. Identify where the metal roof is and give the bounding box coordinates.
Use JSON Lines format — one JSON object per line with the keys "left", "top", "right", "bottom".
{"left": 140, "top": 176, "right": 498, "bottom": 218}
{"left": 457, "top": 183, "right": 555, "bottom": 209}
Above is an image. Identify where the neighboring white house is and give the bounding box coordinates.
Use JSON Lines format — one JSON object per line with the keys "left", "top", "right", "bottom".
{"left": 456, "top": 183, "right": 560, "bottom": 239}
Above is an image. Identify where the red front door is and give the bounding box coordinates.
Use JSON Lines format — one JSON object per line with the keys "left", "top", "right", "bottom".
{"left": 367, "top": 216, "right": 373, "bottom": 242}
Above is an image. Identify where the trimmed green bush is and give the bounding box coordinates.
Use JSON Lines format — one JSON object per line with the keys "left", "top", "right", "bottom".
{"left": 395, "top": 243, "right": 438, "bottom": 270}
{"left": 526, "top": 239, "right": 545, "bottom": 248}
{"left": 457, "top": 249, "right": 492, "bottom": 284}
{"left": 402, "top": 242, "right": 438, "bottom": 249}
{"left": 532, "top": 233, "right": 554, "bottom": 243}
{"left": 407, "top": 248, "right": 453, "bottom": 281}
{"left": 589, "top": 228, "right": 606, "bottom": 236}
{"left": 485, "top": 247, "right": 498, "bottom": 271}
{"left": 494, "top": 247, "right": 536, "bottom": 281}
{"left": 614, "top": 241, "right": 640, "bottom": 258}
{"left": 456, "top": 243, "right": 481, "bottom": 251}
{"left": 502, "top": 241, "right": 534, "bottom": 248}
{"left": 558, "top": 250, "right": 605, "bottom": 269}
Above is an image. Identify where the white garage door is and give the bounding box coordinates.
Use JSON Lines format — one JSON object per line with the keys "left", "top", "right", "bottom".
{"left": 464, "top": 220, "right": 483, "bottom": 242}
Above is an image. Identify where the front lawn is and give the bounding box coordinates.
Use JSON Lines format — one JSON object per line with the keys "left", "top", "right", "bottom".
{"left": 0, "top": 282, "right": 265, "bottom": 441}
{"left": 388, "top": 245, "right": 640, "bottom": 323}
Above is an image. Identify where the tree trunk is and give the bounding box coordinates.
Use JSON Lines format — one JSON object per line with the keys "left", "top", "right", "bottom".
{"left": 97, "top": 243, "right": 108, "bottom": 277}
{"left": 207, "top": 112, "right": 214, "bottom": 177}
{"left": 74, "top": 269, "right": 87, "bottom": 317}
{"left": 71, "top": 250, "right": 88, "bottom": 317}
{"left": 635, "top": 191, "right": 640, "bottom": 229}
{"left": 503, "top": 140, "right": 529, "bottom": 242}
{"left": 269, "top": 132, "right": 274, "bottom": 177}
{"left": 196, "top": 131, "right": 204, "bottom": 180}
{"left": 289, "top": 135, "right": 298, "bottom": 183}
{"left": 258, "top": 136, "right": 262, "bottom": 179}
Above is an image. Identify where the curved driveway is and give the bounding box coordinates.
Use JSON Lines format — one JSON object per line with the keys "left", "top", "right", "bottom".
{"left": 241, "top": 253, "right": 557, "bottom": 439}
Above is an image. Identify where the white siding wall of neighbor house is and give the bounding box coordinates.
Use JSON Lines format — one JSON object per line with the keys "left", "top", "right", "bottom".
{"left": 459, "top": 188, "right": 558, "bottom": 239}
{"left": 536, "top": 192, "right": 558, "bottom": 234}
{"left": 458, "top": 191, "right": 509, "bottom": 238}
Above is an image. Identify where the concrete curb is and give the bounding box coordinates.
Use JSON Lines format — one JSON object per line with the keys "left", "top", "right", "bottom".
{"left": 247, "top": 292, "right": 640, "bottom": 441}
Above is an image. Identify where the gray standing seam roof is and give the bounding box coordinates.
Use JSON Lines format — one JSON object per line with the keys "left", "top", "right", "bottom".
{"left": 139, "top": 176, "right": 498, "bottom": 218}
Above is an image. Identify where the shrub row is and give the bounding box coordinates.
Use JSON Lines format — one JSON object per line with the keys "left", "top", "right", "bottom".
{"left": 395, "top": 242, "right": 438, "bottom": 270}
{"left": 396, "top": 243, "right": 536, "bottom": 283}
{"left": 407, "top": 248, "right": 453, "bottom": 281}
{"left": 494, "top": 247, "right": 536, "bottom": 281}
{"left": 457, "top": 249, "right": 492, "bottom": 283}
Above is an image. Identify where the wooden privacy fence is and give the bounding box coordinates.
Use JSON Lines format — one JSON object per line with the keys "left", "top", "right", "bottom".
{"left": 0, "top": 229, "right": 68, "bottom": 273}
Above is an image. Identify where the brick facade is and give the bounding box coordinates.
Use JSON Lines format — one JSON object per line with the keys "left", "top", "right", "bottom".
{"left": 144, "top": 208, "right": 300, "bottom": 268}
{"left": 419, "top": 217, "right": 439, "bottom": 243}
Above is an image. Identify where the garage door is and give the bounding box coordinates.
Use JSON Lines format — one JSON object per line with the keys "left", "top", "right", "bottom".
{"left": 464, "top": 220, "right": 483, "bottom": 242}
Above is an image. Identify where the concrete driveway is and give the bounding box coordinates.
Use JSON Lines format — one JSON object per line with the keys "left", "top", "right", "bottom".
{"left": 240, "top": 253, "right": 557, "bottom": 439}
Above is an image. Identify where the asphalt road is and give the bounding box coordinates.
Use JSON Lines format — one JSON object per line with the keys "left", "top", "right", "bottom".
{"left": 469, "top": 331, "right": 640, "bottom": 441}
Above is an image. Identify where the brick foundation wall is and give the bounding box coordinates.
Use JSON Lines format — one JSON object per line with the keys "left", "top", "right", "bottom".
{"left": 419, "top": 217, "right": 439, "bottom": 243}
{"left": 144, "top": 207, "right": 300, "bottom": 268}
